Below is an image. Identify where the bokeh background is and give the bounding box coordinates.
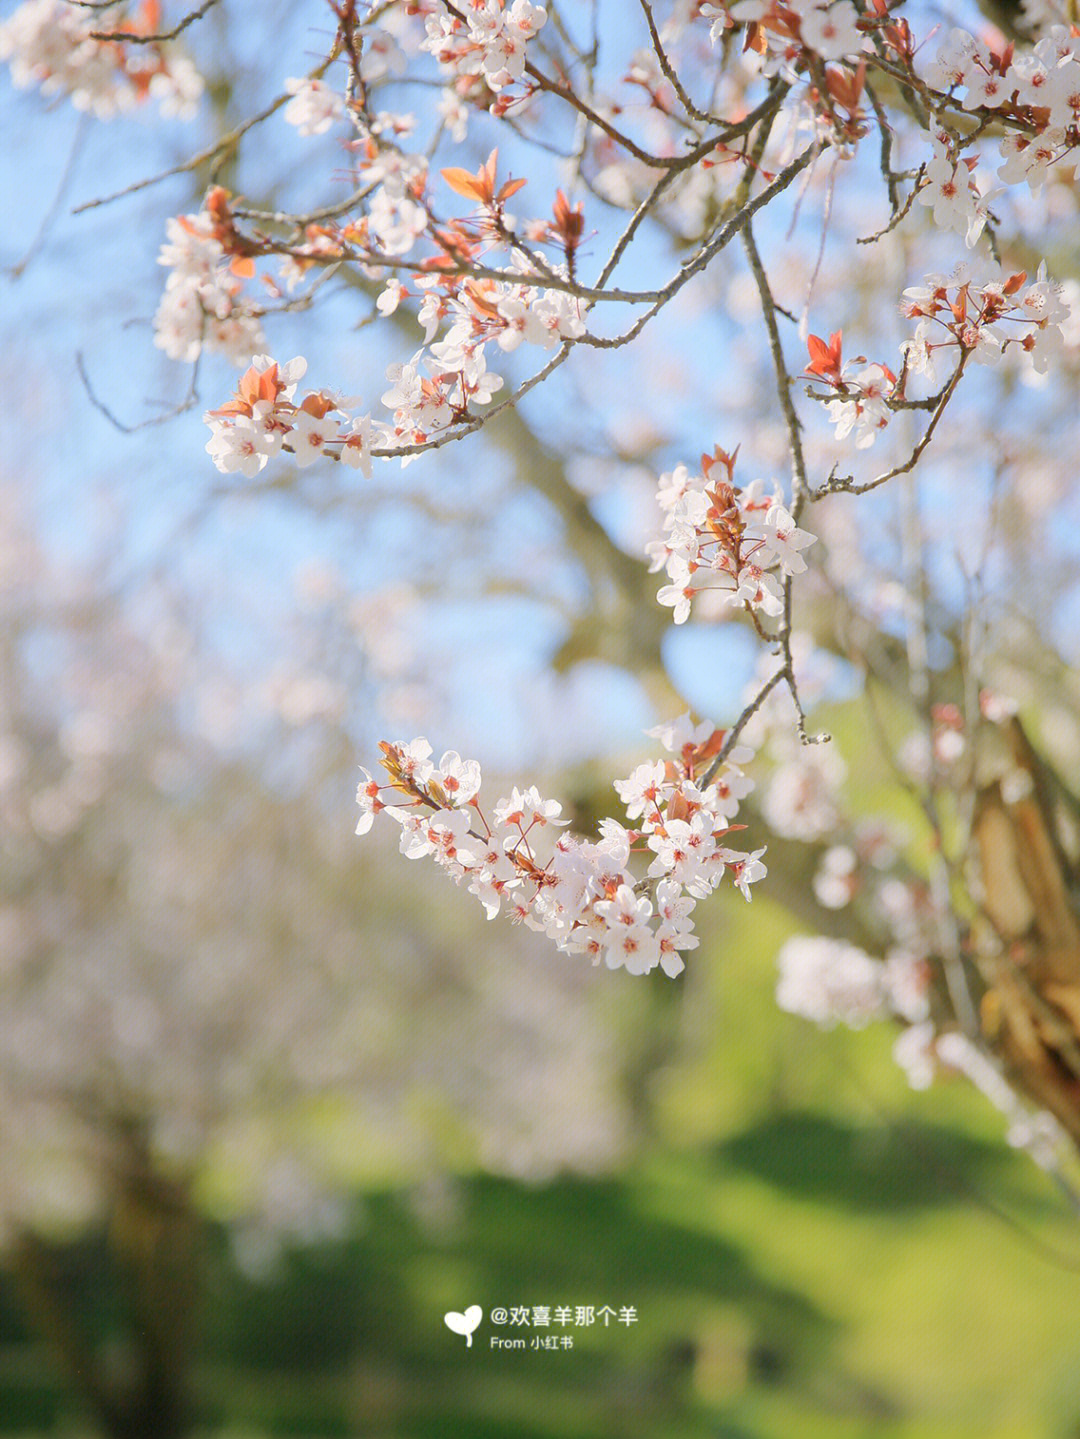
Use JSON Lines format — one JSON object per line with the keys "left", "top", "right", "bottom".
{"left": 5, "top": 2, "right": 1080, "bottom": 1435}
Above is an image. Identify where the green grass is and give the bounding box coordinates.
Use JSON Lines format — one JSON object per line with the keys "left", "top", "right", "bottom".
{"left": 4, "top": 1126, "right": 1078, "bottom": 1439}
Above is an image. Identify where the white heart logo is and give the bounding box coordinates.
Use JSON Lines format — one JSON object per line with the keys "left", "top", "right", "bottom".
{"left": 444, "top": 1304, "right": 483, "bottom": 1347}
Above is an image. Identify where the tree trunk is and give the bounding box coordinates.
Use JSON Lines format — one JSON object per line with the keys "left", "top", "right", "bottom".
{"left": 10, "top": 1133, "right": 200, "bottom": 1439}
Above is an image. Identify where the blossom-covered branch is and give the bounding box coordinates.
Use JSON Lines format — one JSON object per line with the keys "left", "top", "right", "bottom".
{"left": 356, "top": 719, "right": 765, "bottom": 977}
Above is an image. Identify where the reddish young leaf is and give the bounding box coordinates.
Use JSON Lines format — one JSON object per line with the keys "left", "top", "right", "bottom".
{"left": 805, "top": 330, "right": 844, "bottom": 377}
{"left": 441, "top": 166, "right": 486, "bottom": 201}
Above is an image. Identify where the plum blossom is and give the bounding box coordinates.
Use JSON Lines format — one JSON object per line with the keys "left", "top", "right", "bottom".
{"left": 649, "top": 451, "right": 816, "bottom": 626}
{"left": 421, "top": 0, "right": 547, "bottom": 92}
{"left": 154, "top": 195, "right": 266, "bottom": 365}
{"left": 813, "top": 844, "right": 857, "bottom": 909}
{"left": 893, "top": 1021, "right": 937, "bottom": 1090}
{"left": 359, "top": 23, "right": 408, "bottom": 83}
{"left": 762, "top": 745, "right": 844, "bottom": 840}
{"left": 757, "top": 504, "right": 816, "bottom": 575}
{"left": 431, "top": 751, "right": 482, "bottom": 806}
{"left": 355, "top": 722, "right": 763, "bottom": 977}
{"left": 922, "top": 28, "right": 977, "bottom": 91}
{"left": 799, "top": 3, "right": 862, "bottom": 61}
{"left": 204, "top": 416, "right": 270, "bottom": 478}
{"left": 824, "top": 363, "right": 895, "bottom": 448}
{"left": 0, "top": 0, "right": 203, "bottom": 119}
{"left": 203, "top": 357, "right": 386, "bottom": 477}
{"left": 776, "top": 936, "right": 888, "bottom": 1028}
{"left": 726, "top": 847, "right": 767, "bottom": 900}
{"left": 494, "top": 785, "right": 565, "bottom": 828}
{"left": 917, "top": 137, "right": 990, "bottom": 248}
{"left": 646, "top": 815, "right": 718, "bottom": 895}
{"left": 283, "top": 77, "right": 346, "bottom": 136}
{"left": 613, "top": 761, "right": 670, "bottom": 821}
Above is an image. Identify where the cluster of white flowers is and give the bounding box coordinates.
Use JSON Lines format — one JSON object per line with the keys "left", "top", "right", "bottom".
{"left": 696, "top": 0, "right": 872, "bottom": 156}
{"left": 762, "top": 742, "right": 845, "bottom": 841}
{"left": 203, "top": 356, "right": 379, "bottom": 477}
{"left": 647, "top": 450, "right": 815, "bottom": 625}
{"left": 812, "top": 843, "right": 858, "bottom": 908}
{"left": 379, "top": 345, "right": 502, "bottom": 444}
{"left": 361, "top": 207, "right": 585, "bottom": 443}
{"left": 420, "top": 0, "right": 547, "bottom": 93}
{"left": 917, "top": 131, "right": 993, "bottom": 249}
{"left": 900, "top": 262, "right": 1071, "bottom": 381}
{"left": 405, "top": 259, "right": 587, "bottom": 357}
{"left": 824, "top": 364, "right": 895, "bottom": 449}
{"left": 776, "top": 936, "right": 890, "bottom": 1028}
{"left": 765, "top": 681, "right": 1068, "bottom": 1168}
{"left": 780, "top": 938, "right": 1067, "bottom": 1165}
{"left": 322, "top": 112, "right": 433, "bottom": 266}
{"left": 355, "top": 716, "right": 765, "bottom": 977}
{"left": 196, "top": 151, "right": 588, "bottom": 458}
{"left": 926, "top": 26, "right": 1080, "bottom": 195}
{"left": 0, "top": 0, "right": 202, "bottom": 119}
{"left": 715, "top": 0, "right": 864, "bottom": 67}
{"left": 363, "top": 157, "right": 586, "bottom": 411}
{"left": 281, "top": 65, "right": 433, "bottom": 259}
{"left": 777, "top": 934, "right": 931, "bottom": 1028}
{"left": 153, "top": 193, "right": 265, "bottom": 365}
{"left": 204, "top": 326, "right": 561, "bottom": 471}
{"left": 805, "top": 263, "right": 1070, "bottom": 448}
{"left": 281, "top": 16, "right": 411, "bottom": 135}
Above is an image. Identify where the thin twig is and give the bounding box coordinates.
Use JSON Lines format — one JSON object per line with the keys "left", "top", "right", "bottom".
{"left": 740, "top": 221, "right": 808, "bottom": 510}
{"left": 813, "top": 354, "right": 969, "bottom": 498}
{"left": 253, "top": 240, "right": 661, "bottom": 304}
{"left": 593, "top": 81, "right": 789, "bottom": 290}
{"left": 9, "top": 114, "right": 90, "bottom": 279}
{"left": 89, "top": 0, "right": 220, "bottom": 42}
{"left": 231, "top": 184, "right": 375, "bottom": 228}
{"left": 77, "top": 350, "right": 201, "bottom": 433}
{"left": 72, "top": 52, "right": 339, "bottom": 215}
{"left": 638, "top": 0, "right": 713, "bottom": 124}
{"left": 578, "top": 147, "right": 816, "bottom": 351}
{"left": 780, "top": 574, "right": 830, "bottom": 747}
{"left": 858, "top": 159, "right": 923, "bottom": 247}
{"left": 703, "top": 668, "right": 786, "bottom": 781}
{"left": 522, "top": 64, "right": 665, "bottom": 168}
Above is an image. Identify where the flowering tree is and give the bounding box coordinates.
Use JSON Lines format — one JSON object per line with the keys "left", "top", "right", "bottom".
{"left": 6, "top": 0, "right": 1080, "bottom": 1267}
{"left": 0, "top": 470, "right": 658, "bottom": 1435}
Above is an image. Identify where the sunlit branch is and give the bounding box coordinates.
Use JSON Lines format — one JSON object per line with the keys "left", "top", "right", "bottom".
{"left": 813, "top": 354, "right": 970, "bottom": 498}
